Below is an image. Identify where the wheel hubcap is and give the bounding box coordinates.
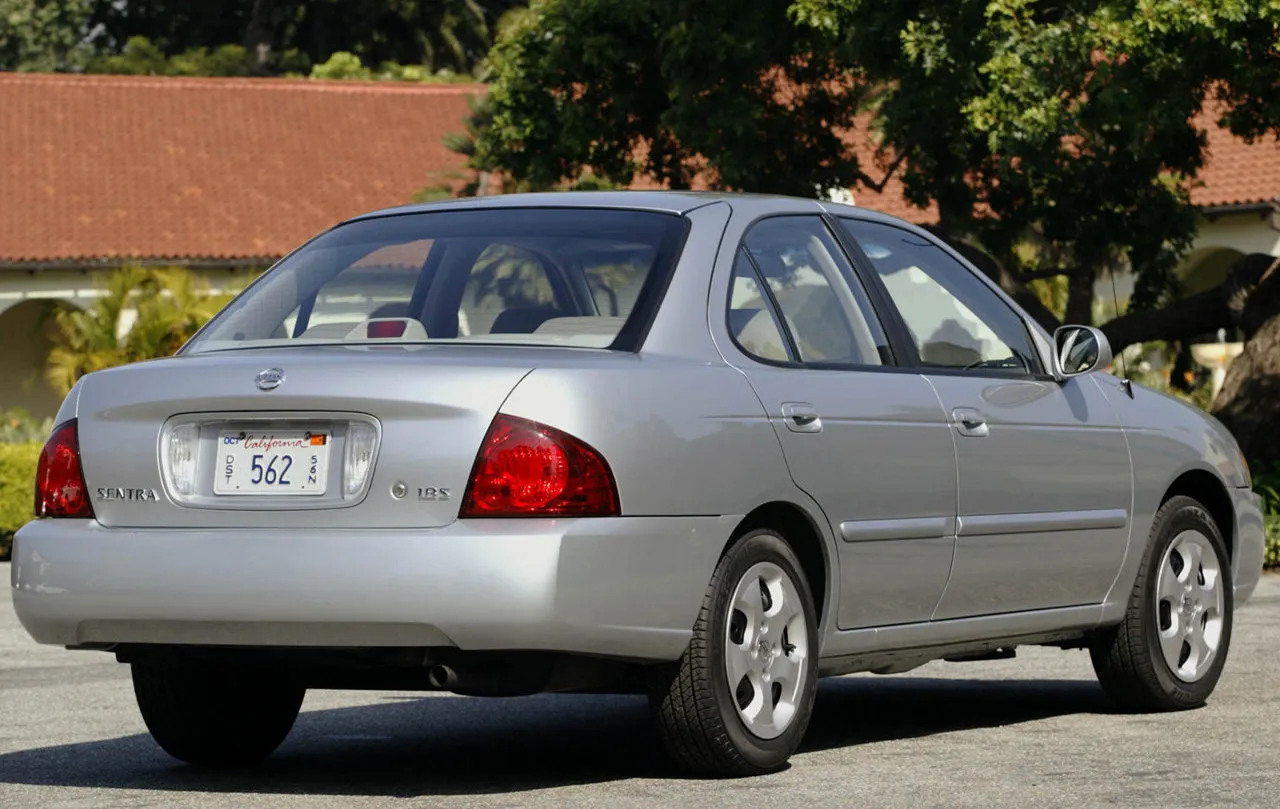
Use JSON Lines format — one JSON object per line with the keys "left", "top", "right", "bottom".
{"left": 1154, "top": 530, "right": 1225, "bottom": 682}
{"left": 724, "top": 561, "right": 809, "bottom": 739}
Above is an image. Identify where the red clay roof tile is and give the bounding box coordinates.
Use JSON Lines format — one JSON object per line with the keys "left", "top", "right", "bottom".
{"left": 0, "top": 72, "right": 482, "bottom": 264}
{"left": 1, "top": 73, "right": 1274, "bottom": 264}
{"left": 1192, "top": 108, "right": 1280, "bottom": 208}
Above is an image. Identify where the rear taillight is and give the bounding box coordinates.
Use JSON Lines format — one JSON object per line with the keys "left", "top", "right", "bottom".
{"left": 35, "top": 420, "right": 94, "bottom": 519}
{"left": 460, "top": 415, "right": 619, "bottom": 518}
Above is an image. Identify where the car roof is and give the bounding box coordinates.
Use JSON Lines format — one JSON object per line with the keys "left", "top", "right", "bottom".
{"left": 343, "top": 190, "right": 918, "bottom": 228}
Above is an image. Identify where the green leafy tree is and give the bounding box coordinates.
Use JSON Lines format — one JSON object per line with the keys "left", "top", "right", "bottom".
{"left": 82, "top": 0, "right": 525, "bottom": 78}
{"left": 46, "top": 268, "right": 237, "bottom": 396}
{"left": 308, "top": 50, "right": 373, "bottom": 80}
{"left": 0, "top": 0, "right": 94, "bottom": 71}
{"left": 5, "top": 1, "right": 527, "bottom": 77}
{"left": 91, "top": 35, "right": 170, "bottom": 74}
{"left": 473, "top": 0, "right": 1280, "bottom": 459}
{"left": 307, "top": 50, "right": 476, "bottom": 82}
{"left": 168, "top": 43, "right": 254, "bottom": 76}
{"left": 474, "top": 0, "right": 867, "bottom": 196}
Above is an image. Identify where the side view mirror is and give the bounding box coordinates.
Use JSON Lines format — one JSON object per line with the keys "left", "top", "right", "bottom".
{"left": 1053, "top": 325, "right": 1113, "bottom": 378}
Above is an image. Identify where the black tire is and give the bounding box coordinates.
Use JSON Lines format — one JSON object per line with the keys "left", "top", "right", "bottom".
{"left": 648, "top": 528, "right": 820, "bottom": 776}
{"left": 132, "top": 660, "right": 305, "bottom": 766}
{"left": 1090, "top": 495, "right": 1234, "bottom": 711}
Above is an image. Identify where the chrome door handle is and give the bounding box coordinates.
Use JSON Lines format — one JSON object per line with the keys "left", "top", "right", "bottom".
{"left": 951, "top": 407, "right": 989, "bottom": 438}
{"left": 781, "top": 402, "right": 823, "bottom": 433}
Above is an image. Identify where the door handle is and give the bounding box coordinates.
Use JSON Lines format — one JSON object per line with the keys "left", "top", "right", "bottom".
{"left": 951, "top": 407, "right": 989, "bottom": 438}
{"left": 781, "top": 402, "right": 823, "bottom": 433}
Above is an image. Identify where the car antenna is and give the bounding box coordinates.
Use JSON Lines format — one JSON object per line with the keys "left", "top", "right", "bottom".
{"left": 1108, "top": 266, "right": 1135, "bottom": 398}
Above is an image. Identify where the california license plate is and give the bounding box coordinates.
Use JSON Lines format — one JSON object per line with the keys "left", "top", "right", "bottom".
{"left": 214, "top": 431, "right": 330, "bottom": 496}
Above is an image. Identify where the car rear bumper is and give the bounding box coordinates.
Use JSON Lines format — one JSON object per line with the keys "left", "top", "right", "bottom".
{"left": 11, "top": 515, "right": 739, "bottom": 662}
{"left": 1232, "top": 488, "right": 1266, "bottom": 607}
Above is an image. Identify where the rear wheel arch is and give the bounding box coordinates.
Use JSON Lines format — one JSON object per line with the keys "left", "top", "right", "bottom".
{"left": 1161, "top": 469, "right": 1235, "bottom": 561}
{"left": 729, "top": 502, "right": 831, "bottom": 626}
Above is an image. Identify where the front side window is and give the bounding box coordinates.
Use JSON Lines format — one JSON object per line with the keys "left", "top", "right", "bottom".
{"left": 186, "top": 208, "right": 685, "bottom": 354}
{"left": 838, "top": 219, "right": 1040, "bottom": 374}
{"left": 729, "top": 216, "right": 889, "bottom": 366}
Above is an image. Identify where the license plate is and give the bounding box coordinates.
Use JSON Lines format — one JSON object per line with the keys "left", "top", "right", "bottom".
{"left": 214, "top": 431, "right": 330, "bottom": 496}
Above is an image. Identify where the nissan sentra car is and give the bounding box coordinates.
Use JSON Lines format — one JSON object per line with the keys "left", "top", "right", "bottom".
{"left": 12, "top": 192, "right": 1265, "bottom": 776}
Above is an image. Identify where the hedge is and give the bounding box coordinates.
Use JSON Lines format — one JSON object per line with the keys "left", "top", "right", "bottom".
{"left": 1265, "top": 515, "right": 1280, "bottom": 571}
{"left": 0, "top": 443, "right": 39, "bottom": 560}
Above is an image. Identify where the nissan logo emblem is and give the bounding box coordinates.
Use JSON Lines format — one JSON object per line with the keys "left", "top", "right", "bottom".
{"left": 255, "top": 368, "right": 285, "bottom": 391}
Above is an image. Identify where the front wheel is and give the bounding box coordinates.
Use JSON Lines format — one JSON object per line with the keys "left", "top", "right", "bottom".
{"left": 1090, "top": 495, "right": 1234, "bottom": 711}
{"left": 649, "top": 528, "right": 819, "bottom": 776}
{"left": 132, "top": 660, "right": 305, "bottom": 766}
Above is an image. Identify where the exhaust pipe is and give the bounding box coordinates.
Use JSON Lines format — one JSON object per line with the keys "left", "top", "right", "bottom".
{"left": 427, "top": 664, "right": 458, "bottom": 689}
{"left": 423, "top": 655, "right": 555, "bottom": 696}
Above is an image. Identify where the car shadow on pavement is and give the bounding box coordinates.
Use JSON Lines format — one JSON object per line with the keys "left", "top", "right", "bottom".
{"left": 0, "top": 676, "right": 1109, "bottom": 796}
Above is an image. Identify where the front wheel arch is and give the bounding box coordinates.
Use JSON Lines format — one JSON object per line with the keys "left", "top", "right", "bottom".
{"left": 1161, "top": 468, "right": 1235, "bottom": 563}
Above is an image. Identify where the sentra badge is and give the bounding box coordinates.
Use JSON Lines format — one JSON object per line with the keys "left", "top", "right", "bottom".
{"left": 97, "top": 487, "right": 159, "bottom": 502}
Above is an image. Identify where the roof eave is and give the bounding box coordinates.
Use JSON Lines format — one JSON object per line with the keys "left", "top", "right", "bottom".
{"left": 1197, "top": 199, "right": 1279, "bottom": 221}
{"left": 0, "top": 256, "right": 277, "bottom": 272}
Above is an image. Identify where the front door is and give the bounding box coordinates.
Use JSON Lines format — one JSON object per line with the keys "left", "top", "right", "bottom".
{"left": 836, "top": 217, "right": 1133, "bottom": 618}
{"left": 718, "top": 215, "right": 959, "bottom": 630}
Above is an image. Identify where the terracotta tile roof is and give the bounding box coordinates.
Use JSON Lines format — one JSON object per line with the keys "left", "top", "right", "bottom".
{"left": 0, "top": 72, "right": 482, "bottom": 264}
{"left": 1192, "top": 108, "right": 1280, "bottom": 208}
{"left": 1, "top": 73, "right": 1274, "bottom": 266}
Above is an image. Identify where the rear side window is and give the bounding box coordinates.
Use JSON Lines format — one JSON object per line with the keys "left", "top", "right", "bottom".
{"left": 728, "top": 249, "right": 791, "bottom": 362}
{"left": 186, "top": 208, "right": 686, "bottom": 354}
{"left": 728, "top": 216, "right": 890, "bottom": 367}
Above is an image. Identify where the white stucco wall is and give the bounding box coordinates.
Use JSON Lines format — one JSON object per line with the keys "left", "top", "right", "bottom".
{"left": 0, "top": 266, "right": 258, "bottom": 419}
{"left": 1094, "top": 209, "right": 1280, "bottom": 304}
{"left": 1191, "top": 209, "right": 1280, "bottom": 257}
{"left": 0, "top": 267, "right": 256, "bottom": 319}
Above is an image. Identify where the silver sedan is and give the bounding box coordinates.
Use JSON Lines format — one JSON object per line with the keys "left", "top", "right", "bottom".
{"left": 12, "top": 192, "right": 1266, "bottom": 776}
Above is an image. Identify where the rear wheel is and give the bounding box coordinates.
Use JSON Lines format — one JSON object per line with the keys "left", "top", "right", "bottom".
{"left": 1090, "top": 495, "right": 1233, "bottom": 711}
{"left": 132, "top": 660, "right": 305, "bottom": 766}
{"left": 649, "top": 528, "right": 819, "bottom": 775}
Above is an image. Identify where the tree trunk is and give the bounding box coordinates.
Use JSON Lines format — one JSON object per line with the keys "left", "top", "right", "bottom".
{"left": 1101, "top": 253, "right": 1280, "bottom": 355}
{"left": 1209, "top": 255, "right": 1280, "bottom": 463}
{"left": 1211, "top": 312, "right": 1280, "bottom": 465}
{"left": 244, "top": 0, "right": 273, "bottom": 74}
{"left": 1064, "top": 268, "right": 1096, "bottom": 326}
{"left": 1101, "top": 288, "right": 1233, "bottom": 355}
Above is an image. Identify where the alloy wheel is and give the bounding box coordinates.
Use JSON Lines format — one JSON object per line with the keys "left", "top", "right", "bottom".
{"left": 724, "top": 561, "right": 810, "bottom": 739}
{"left": 1154, "top": 529, "right": 1225, "bottom": 682}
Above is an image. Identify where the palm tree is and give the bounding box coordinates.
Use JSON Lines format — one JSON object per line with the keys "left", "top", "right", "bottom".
{"left": 45, "top": 267, "right": 237, "bottom": 395}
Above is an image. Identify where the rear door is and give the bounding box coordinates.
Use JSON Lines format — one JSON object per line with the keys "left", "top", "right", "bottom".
{"left": 716, "top": 215, "right": 959, "bottom": 630}
{"left": 836, "top": 217, "right": 1133, "bottom": 618}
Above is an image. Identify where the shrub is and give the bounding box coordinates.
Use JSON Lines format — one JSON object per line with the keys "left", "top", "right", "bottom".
{"left": 1265, "top": 515, "right": 1280, "bottom": 571}
{"left": 0, "top": 443, "right": 39, "bottom": 559}
{"left": 1, "top": 408, "right": 53, "bottom": 445}
{"left": 1253, "top": 461, "right": 1280, "bottom": 570}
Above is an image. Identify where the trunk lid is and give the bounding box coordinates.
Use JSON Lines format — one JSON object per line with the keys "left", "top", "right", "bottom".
{"left": 75, "top": 346, "right": 536, "bottom": 529}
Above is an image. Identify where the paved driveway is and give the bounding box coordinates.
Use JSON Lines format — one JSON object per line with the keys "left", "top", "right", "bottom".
{"left": 2, "top": 563, "right": 1277, "bottom": 808}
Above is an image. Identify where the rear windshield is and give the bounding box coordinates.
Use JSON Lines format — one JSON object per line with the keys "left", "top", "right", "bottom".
{"left": 185, "top": 208, "right": 687, "bottom": 354}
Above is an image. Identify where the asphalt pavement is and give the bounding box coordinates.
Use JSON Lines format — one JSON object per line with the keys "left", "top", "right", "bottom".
{"left": 2, "top": 563, "right": 1277, "bottom": 808}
